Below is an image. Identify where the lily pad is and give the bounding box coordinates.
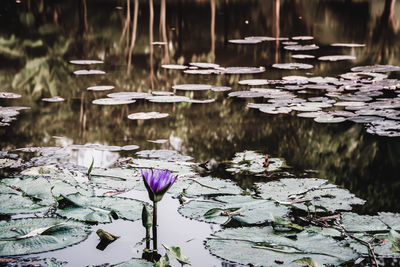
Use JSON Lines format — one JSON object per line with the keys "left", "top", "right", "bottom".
{"left": 238, "top": 79, "right": 269, "bottom": 86}
{"left": 341, "top": 212, "right": 389, "bottom": 233}
{"left": 351, "top": 65, "right": 400, "bottom": 73}
{"left": 187, "top": 99, "right": 215, "bottom": 104}
{"left": 330, "top": 43, "right": 365, "bottom": 48}
{"left": 0, "top": 184, "right": 47, "bottom": 214}
{"left": 0, "top": 218, "right": 90, "bottom": 256}
{"left": 292, "top": 36, "right": 314, "bottom": 41}
{"left": 189, "top": 62, "right": 220, "bottom": 69}
{"left": 136, "top": 149, "right": 192, "bottom": 161}
{"left": 223, "top": 67, "right": 265, "bottom": 74}
{"left": 89, "top": 167, "right": 142, "bottom": 191}
{"left": 291, "top": 54, "right": 315, "bottom": 59}
{"left": 314, "top": 115, "right": 346, "bottom": 123}
{"left": 161, "top": 64, "right": 187, "bottom": 70}
{"left": 69, "top": 60, "right": 103, "bottom": 65}
{"left": 56, "top": 193, "right": 148, "bottom": 223}
{"left": 107, "top": 92, "right": 152, "bottom": 99}
{"left": 179, "top": 195, "right": 290, "bottom": 225}
{"left": 87, "top": 85, "right": 115, "bottom": 91}
{"left": 206, "top": 226, "right": 357, "bottom": 267}
{"left": 0, "top": 92, "right": 22, "bottom": 99}
{"left": 284, "top": 44, "right": 319, "bottom": 51}
{"left": 348, "top": 231, "right": 400, "bottom": 257}
{"left": 73, "top": 70, "right": 106, "bottom": 75}
{"left": 42, "top": 96, "right": 65, "bottom": 102}
{"left": 172, "top": 84, "right": 211, "bottom": 91}
{"left": 272, "top": 63, "right": 313, "bottom": 70}
{"left": 127, "top": 112, "right": 169, "bottom": 120}
{"left": 211, "top": 86, "right": 232, "bottom": 92}
{"left": 318, "top": 55, "right": 356, "bottom": 61}
{"left": 257, "top": 178, "right": 365, "bottom": 212}
{"left": 226, "top": 151, "right": 284, "bottom": 174}
{"left": 112, "top": 258, "right": 153, "bottom": 267}
{"left": 146, "top": 96, "right": 190, "bottom": 103}
{"left": 228, "top": 91, "right": 266, "bottom": 98}
{"left": 228, "top": 39, "right": 261, "bottom": 44}
{"left": 92, "top": 98, "right": 136, "bottom": 105}
{"left": 183, "top": 69, "right": 220, "bottom": 75}
{"left": 127, "top": 158, "right": 196, "bottom": 178}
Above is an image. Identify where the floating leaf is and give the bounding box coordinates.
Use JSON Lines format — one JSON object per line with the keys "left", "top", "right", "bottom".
{"left": 172, "top": 84, "right": 212, "bottom": 91}
{"left": 257, "top": 178, "right": 365, "bottom": 212}
{"left": 92, "top": 98, "right": 136, "bottom": 105}
{"left": 127, "top": 112, "right": 169, "bottom": 120}
{"left": 351, "top": 65, "right": 400, "bottom": 73}
{"left": 318, "top": 55, "right": 356, "bottom": 61}
{"left": 73, "top": 70, "right": 106, "bottom": 75}
{"left": 292, "top": 257, "right": 322, "bottom": 267}
{"left": 0, "top": 92, "right": 21, "bottom": 99}
{"left": 314, "top": 115, "right": 346, "bottom": 123}
{"left": 87, "top": 85, "right": 115, "bottom": 91}
{"left": 163, "top": 245, "right": 191, "bottom": 265}
{"left": 284, "top": 45, "right": 319, "bottom": 51}
{"left": 330, "top": 43, "right": 365, "bottom": 48}
{"left": 0, "top": 185, "right": 47, "bottom": 214}
{"left": 69, "top": 60, "right": 103, "bottom": 65}
{"left": 272, "top": 63, "right": 313, "bottom": 70}
{"left": 146, "top": 96, "right": 190, "bottom": 103}
{"left": 341, "top": 212, "right": 389, "bottom": 233}
{"left": 228, "top": 39, "right": 261, "bottom": 44}
{"left": 292, "top": 36, "right": 314, "bottom": 41}
{"left": 56, "top": 193, "right": 148, "bottom": 223}
{"left": 0, "top": 218, "right": 90, "bottom": 256}
{"left": 206, "top": 226, "right": 357, "bottom": 267}
{"left": 227, "top": 151, "right": 284, "bottom": 174}
{"left": 238, "top": 79, "right": 269, "bottom": 86}
{"left": 179, "top": 195, "right": 289, "bottom": 225}
{"left": 42, "top": 96, "right": 65, "bottom": 102}
{"left": 189, "top": 62, "right": 220, "bottom": 69}
{"left": 292, "top": 54, "right": 315, "bottom": 59}
{"left": 161, "top": 64, "right": 187, "bottom": 70}
{"left": 211, "top": 86, "right": 232, "bottom": 92}
{"left": 223, "top": 67, "right": 265, "bottom": 74}
{"left": 107, "top": 92, "right": 152, "bottom": 99}
{"left": 136, "top": 149, "right": 192, "bottom": 161}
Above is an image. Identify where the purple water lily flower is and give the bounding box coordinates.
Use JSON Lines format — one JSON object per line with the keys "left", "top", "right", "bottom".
{"left": 141, "top": 169, "right": 177, "bottom": 202}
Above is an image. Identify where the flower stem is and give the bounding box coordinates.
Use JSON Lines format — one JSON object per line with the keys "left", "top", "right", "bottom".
{"left": 152, "top": 201, "right": 158, "bottom": 251}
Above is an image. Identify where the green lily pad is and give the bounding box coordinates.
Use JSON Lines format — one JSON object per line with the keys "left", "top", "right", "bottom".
{"left": 257, "top": 178, "right": 365, "bottom": 212}
{"left": 179, "top": 195, "right": 289, "bottom": 225}
{"left": 112, "top": 258, "right": 153, "bottom": 267}
{"left": 127, "top": 158, "right": 197, "bottom": 178}
{"left": 0, "top": 184, "right": 47, "bottom": 214}
{"left": 226, "top": 151, "right": 285, "bottom": 174}
{"left": 127, "top": 112, "right": 169, "bottom": 120}
{"left": 0, "top": 158, "right": 16, "bottom": 168}
{"left": 348, "top": 231, "right": 400, "bottom": 257}
{"left": 90, "top": 168, "right": 142, "bottom": 191}
{"left": 206, "top": 226, "right": 357, "bottom": 267}
{"left": 341, "top": 212, "right": 389, "bottom": 233}
{"left": 0, "top": 218, "right": 90, "bottom": 256}
{"left": 56, "top": 193, "right": 148, "bottom": 223}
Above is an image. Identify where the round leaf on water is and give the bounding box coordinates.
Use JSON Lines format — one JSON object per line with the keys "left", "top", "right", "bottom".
{"left": 69, "top": 60, "right": 103, "bottom": 65}
{"left": 223, "top": 67, "right": 265, "bottom": 74}
{"left": 136, "top": 149, "right": 192, "bottom": 161}
{"left": 227, "top": 151, "right": 284, "bottom": 174}
{"left": 172, "top": 84, "right": 212, "bottom": 91}
{"left": 189, "top": 62, "right": 220, "bottom": 69}
{"left": 291, "top": 54, "right": 315, "bottom": 59}
{"left": 348, "top": 231, "right": 400, "bottom": 257}
{"left": 0, "top": 92, "right": 22, "bottom": 99}
{"left": 56, "top": 193, "right": 148, "bottom": 223}
{"left": 127, "top": 158, "right": 196, "bottom": 179}
{"left": 187, "top": 98, "right": 215, "bottom": 104}
{"left": 238, "top": 79, "right": 269, "bottom": 86}
{"left": 272, "top": 63, "right": 313, "bottom": 70}
{"left": 351, "top": 65, "right": 400, "bottom": 73}
{"left": 90, "top": 167, "right": 142, "bottom": 191}
{"left": 228, "top": 39, "right": 261, "bottom": 44}
{"left": 318, "top": 55, "right": 356, "bottom": 61}
{"left": 161, "top": 64, "right": 187, "bottom": 70}
{"left": 107, "top": 92, "right": 151, "bottom": 99}
{"left": 206, "top": 226, "right": 358, "bottom": 267}
{"left": 73, "top": 70, "right": 106, "bottom": 75}
{"left": 330, "top": 43, "right": 365, "bottom": 48}
{"left": 0, "top": 188, "right": 47, "bottom": 214}
{"left": 179, "top": 195, "right": 289, "bottom": 225}
{"left": 112, "top": 258, "right": 153, "bottom": 267}
{"left": 314, "top": 115, "right": 346, "bottom": 123}
{"left": 0, "top": 218, "right": 90, "bottom": 256}
{"left": 42, "top": 97, "right": 65, "bottom": 102}
{"left": 146, "top": 96, "right": 190, "bottom": 103}
{"left": 127, "top": 112, "right": 169, "bottom": 120}
{"left": 211, "top": 86, "right": 231, "bottom": 92}
{"left": 284, "top": 44, "right": 319, "bottom": 51}
{"left": 87, "top": 85, "right": 115, "bottom": 91}
{"left": 92, "top": 98, "right": 136, "bottom": 105}
{"left": 341, "top": 212, "right": 389, "bottom": 233}
{"left": 257, "top": 178, "right": 365, "bottom": 212}
{"left": 292, "top": 36, "right": 314, "bottom": 41}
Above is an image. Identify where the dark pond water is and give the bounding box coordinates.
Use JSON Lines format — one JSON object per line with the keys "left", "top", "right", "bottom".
{"left": 1, "top": 0, "right": 400, "bottom": 266}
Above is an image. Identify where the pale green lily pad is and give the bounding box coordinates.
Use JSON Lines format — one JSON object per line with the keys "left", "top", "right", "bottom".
{"left": 112, "top": 258, "right": 153, "bottom": 267}
{"left": 0, "top": 218, "right": 90, "bottom": 256}
{"left": 87, "top": 85, "right": 115, "bottom": 91}
{"left": 56, "top": 193, "right": 148, "bottom": 223}
{"left": 146, "top": 96, "right": 190, "bottom": 103}
{"left": 169, "top": 176, "right": 242, "bottom": 197}
{"left": 0, "top": 158, "right": 16, "bottom": 168}
{"left": 272, "top": 63, "right": 313, "bottom": 70}
{"left": 92, "top": 98, "right": 136, "bottom": 105}
{"left": 0, "top": 184, "right": 47, "bottom": 214}
{"left": 127, "top": 112, "right": 169, "bottom": 120}
{"left": 172, "top": 84, "right": 211, "bottom": 91}
{"left": 226, "top": 151, "right": 285, "bottom": 174}
{"left": 206, "top": 226, "right": 357, "bottom": 267}
{"left": 90, "top": 168, "right": 142, "bottom": 190}
{"left": 127, "top": 158, "right": 196, "bottom": 178}
{"left": 74, "top": 70, "right": 105, "bottom": 75}
{"left": 179, "top": 195, "right": 289, "bottom": 225}
{"left": 342, "top": 212, "right": 400, "bottom": 232}
{"left": 257, "top": 178, "right": 365, "bottom": 212}
{"left": 348, "top": 231, "right": 400, "bottom": 257}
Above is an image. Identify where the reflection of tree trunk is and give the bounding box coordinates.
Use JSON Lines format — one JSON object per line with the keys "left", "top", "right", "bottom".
{"left": 273, "top": 0, "right": 280, "bottom": 63}
{"left": 78, "top": 0, "right": 88, "bottom": 36}
{"left": 210, "top": 0, "right": 216, "bottom": 56}
{"left": 381, "top": 0, "right": 398, "bottom": 33}
{"left": 177, "top": 0, "right": 183, "bottom": 55}
{"left": 127, "top": 0, "right": 139, "bottom": 74}
{"left": 79, "top": 92, "right": 87, "bottom": 138}
{"left": 149, "top": 0, "right": 155, "bottom": 89}
{"left": 224, "top": 0, "right": 229, "bottom": 45}
{"left": 160, "top": 0, "right": 170, "bottom": 63}
{"left": 119, "top": 0, "right": 131, "bottom": 49}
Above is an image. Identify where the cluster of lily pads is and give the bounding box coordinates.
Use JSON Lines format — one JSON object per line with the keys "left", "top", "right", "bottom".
{"left": 0, "top": 149, "right": 399, "bottom": 266}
